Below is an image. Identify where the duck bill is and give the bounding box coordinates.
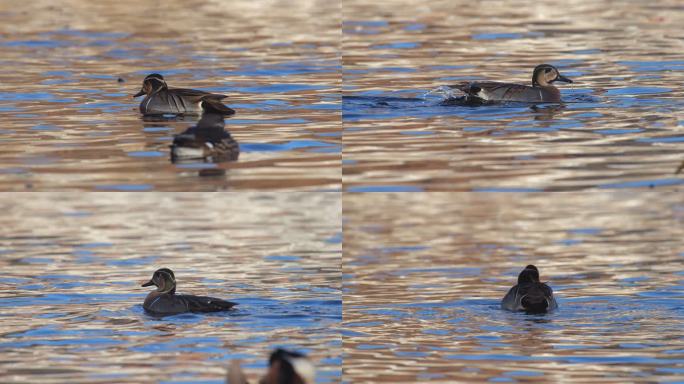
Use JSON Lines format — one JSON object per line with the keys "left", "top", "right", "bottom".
{"left": 141, "top": 279, "right": 154, "bottom": 287}
{"left": 556, "top": 74, "right": 573, "bottom": 83}
{"left": 133, "top": 89, "right": 146, "bottom": 97}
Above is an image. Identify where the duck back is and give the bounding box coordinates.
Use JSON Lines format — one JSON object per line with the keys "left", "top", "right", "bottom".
{"left": 140, "top": 91, "right": 202, "bottom": 115}
{"left": 170, "top": 114, "right": 239, "bottom": 162}
{"left": 180, "top": 294, "right": 237, "bottom": 313}
{"left": 143, "top": 292, "right": 237, "bottom": 315}
{"left": 502, "top": 282, "right": 558, "bottom": 313}
{"left": 453, "top": 82, "right": 561, "bottom": 103}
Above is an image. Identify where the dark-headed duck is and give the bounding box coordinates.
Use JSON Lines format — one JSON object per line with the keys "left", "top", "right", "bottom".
{"left": 134, "top": 73, "right": 235, "bottom": 116}
{"left": 450, "top": 64, "right": 573, "bottom": 104}
{"left": 170, "top": 107, "right": 239, "bottom": 163}
{"left": 227, "top": 349, "right": 315, "bottom": 384}
{"left": 142, "top": 268, "right": 237, "bottom": 315}
{"left": 501, "top": 264, "right": 558, "bottom": 313}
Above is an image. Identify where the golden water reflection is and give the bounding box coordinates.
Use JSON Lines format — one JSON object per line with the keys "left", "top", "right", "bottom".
{"left": 343, "top": 192, "right": 684, "bottom": 382}
{"left": 0, "top": 193, "right": 341, "bottom": 383}
{"left": 0, "top": 0, "right": 340, "bottom": 191}
{"left": 343, "top": 0, "right": 684, "bottom": 190}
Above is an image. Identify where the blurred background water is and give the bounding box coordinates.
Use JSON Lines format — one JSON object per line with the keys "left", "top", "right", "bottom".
{"left": 0, "top": 0, "right": 340, "bottom": 191}
{"left": 343, "top": 192, "right": 684, "bottom": 383}
{"left": 0, "top": 193, "right": 341, "bottom": 383}
{"left": 343, "top": 0, "right": 684, "bottom": 191}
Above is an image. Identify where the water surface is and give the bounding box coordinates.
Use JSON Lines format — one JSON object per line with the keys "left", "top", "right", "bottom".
{"left": 343, "top": 192, "right": 684, "bottom": 382}
{"left": 343, "top": 0, "right": 684, "bottom": 191}
{"left": 0, "top": 193, "right": 341, "bottom": 383}
{"left": 0, "top": 0, "right": 340, "bottom": 191}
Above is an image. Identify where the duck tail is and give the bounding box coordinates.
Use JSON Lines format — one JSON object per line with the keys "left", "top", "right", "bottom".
{"left": 202, "top": 98, "right": 236, "bottom": 115}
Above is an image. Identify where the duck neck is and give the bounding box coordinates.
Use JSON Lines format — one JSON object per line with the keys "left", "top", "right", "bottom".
{"left": 533, "top": 76, "right": 554, "bottom": 88}
{"left": 158, "top": 279, "right": 176, "bottom": 295}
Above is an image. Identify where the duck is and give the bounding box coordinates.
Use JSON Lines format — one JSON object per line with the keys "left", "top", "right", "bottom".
{"left": 141, "top": 268, "right": 237, "bottom": 315}
{"left": 227, "top": 349, "right": 315, "bottom": 384}
{"left": 170, "top": 105, "right": 239, "bottom": 163}
{"left": 134, "top": 73, "right": 236, "bottom": 116}
{"left": 450, "top": 64, "right": 573, "bottom": 104}
{"left": 501, "top": 265, "right": 558, "bottom": 313}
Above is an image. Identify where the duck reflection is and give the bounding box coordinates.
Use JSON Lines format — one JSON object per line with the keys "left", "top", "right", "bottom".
{"left": 530, "top": 104, "right": 565, "bottom": 121}
{"left": 170, "top": 111, "right": 239, "bottom": 164}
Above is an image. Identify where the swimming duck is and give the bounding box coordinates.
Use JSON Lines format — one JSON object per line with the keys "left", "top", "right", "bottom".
{"left": 170, "top": 107, "right": 239, "bottom": 163}
{"left": 450, "top": 64, "right": 573, "bottom": 103}
{"left": 134, "top": 73, "right": 236, "bottom": 116}
{"left": 501, "top": 265, "right": 558, "bottom": 313}
{"left": 227, "top": 349, "right": 315, "bottom": 384}
{"left": 141, "top": 268, "right": 237, "bottom": 315}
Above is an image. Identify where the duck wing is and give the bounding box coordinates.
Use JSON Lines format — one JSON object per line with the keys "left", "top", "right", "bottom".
{"left": 166, "top": 88, "right": 235, "bottom": 115}
{"left": 501, "top": 285, "right": 520, "bottom": 311}
{"left": 450, "top": 82, "right": 542, "bottom": 102}
{"left": 143, "top": 293, "right": 192, "bottom": 315}
{"left": 170, "top": 87, "right": 228, "bottom": 100}
{"left": 178, "top": 294, "right": 238, "bottom": 313}
{"left": 200, "top": 97, "right": 236, "bottom": 115}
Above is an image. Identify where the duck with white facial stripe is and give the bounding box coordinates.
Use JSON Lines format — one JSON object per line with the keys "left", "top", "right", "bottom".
{"left": 141, "top": 268, "right": 237, "bottom": 315}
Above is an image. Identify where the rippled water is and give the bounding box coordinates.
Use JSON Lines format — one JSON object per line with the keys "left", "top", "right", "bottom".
{"left": 0, "top": 193, "right": 341, "bottom": 383}
{"left": 343, "top": 192, "right": 684, "bottom": 382}
{"left": 0, "top": 0, "right": 340, "bottom": 191}
{"left": 343, "top": 0, "right": 684, "bottom": 191}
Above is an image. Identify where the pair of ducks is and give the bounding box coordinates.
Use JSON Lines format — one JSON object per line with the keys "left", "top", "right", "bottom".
{"left": 134, "top": 75, "right": 239, "bottom": 162}
{"left": 141, "top": 265, "right": 557, "bottom": 318}
{"left": 135, "top": 64, "right": 573, "bottom": 115}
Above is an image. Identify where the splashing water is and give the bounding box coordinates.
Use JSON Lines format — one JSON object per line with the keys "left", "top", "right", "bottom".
{"left": 423, "top": 85, "right": 461, "bottom": 101}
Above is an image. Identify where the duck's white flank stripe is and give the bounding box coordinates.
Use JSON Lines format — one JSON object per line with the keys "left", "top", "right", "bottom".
{"left": 149, "top": 296, "right": 162, "bottom": 308}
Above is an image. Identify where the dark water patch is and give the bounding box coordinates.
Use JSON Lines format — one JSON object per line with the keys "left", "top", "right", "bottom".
{"left": 240, "top": 140, "right": 337, "bottom": 152}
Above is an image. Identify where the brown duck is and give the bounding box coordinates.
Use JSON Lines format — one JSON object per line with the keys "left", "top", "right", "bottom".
{"left": 134, "top": 73, "right": 236, "bottom": 115}
{"left": 450, "top": 64, "right": 573, "bottom": 103}
{"left": 142, "top": 268, "right": 237, "bottom": 315}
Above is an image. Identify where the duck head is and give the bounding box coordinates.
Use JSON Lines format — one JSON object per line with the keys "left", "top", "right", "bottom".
{"left": 142, "top": 268, "right": 176, "bottom": 294}
{"left": 517, "top": 264, "right": 540, "bottom": 284}
{"left": 259, "top": 349, "right": 315, "bottom": 384}
{"left": 134, "top": 73, "right": 167, "bottom": 97}
{"left": 532, "top": 64, "right": 573, "bottom": 87}
{"left": 516, "top": 265, "right": 552, "bottom": 313}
